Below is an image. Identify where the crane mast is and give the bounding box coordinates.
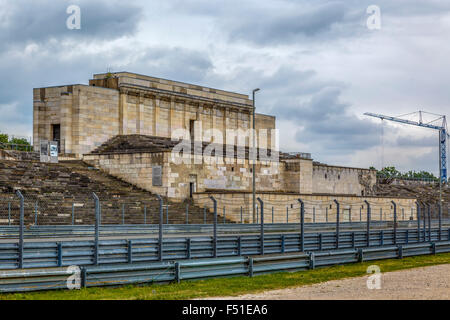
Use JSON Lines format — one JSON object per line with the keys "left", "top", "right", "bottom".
{"left": 364, "top": 111, "right": 448, "bottom": 184}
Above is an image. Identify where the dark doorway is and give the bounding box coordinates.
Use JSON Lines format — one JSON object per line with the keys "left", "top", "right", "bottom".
{"left": 52, "top": 124, "right": 61, "bottom": 151}
{"left": 189, "top": 182, "right": 195, "bottom": 198}
{"left": 189, "top": 120, "right": 195, "bottom": 141}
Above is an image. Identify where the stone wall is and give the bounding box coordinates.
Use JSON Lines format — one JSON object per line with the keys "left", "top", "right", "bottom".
{"left": 33, "top": 85, "right": 120, "bottom": 157}
{"left": 312, "top": 163, "right": 377, "bottom": 196}
{"left": 193, "top": 192, "right": 417, "bottom": 223}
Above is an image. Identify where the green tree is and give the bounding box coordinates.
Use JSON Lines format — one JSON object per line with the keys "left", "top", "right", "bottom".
{"left": 0, "top": 133, "right": 8, "bottom": 144}
{"left": 9, "top": 137, "right": 32, "bottom": 151}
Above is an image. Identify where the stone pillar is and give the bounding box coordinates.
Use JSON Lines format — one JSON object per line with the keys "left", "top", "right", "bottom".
{"left": 60, "top": 93, "right": 73, "bottom": 154}
{"left": 136, "top": 93, "right": 144, "bottom": 135}
{"left": 119, "top": 89, "right": 128, "bottom": 135}
{"left": 153, "top": 95, "right": 160, "bottom": 136}
{"left": 169, "top": 97, "right": 175, "bottom": 136}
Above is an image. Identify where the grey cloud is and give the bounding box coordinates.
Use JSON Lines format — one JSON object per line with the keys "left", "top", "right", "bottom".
{"left": 0, "top": 0, "right": 142, "bottom": 52}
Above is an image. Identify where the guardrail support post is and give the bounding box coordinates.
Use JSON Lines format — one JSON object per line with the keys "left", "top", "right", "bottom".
{"left": 257, "top": 198, "right": 264, "bottom": 255}
{"left": 209, "top": 196, "right": 218, "bottom": 258}
{"left": 351, "top": 232, "right": 356, "bottom": 248}
{"left": 298, "top": 199, "right": 305, "bottom": 252}
{"left": 16, "top": 191, "right": 24, "bottom": 269}
{"left": 248, "top": 257, "right": 254, "bottom": 278}
{"left": 398, "top": 245, "right": 403, "bottom": 259}
{"left": 57, "top": 242, "right": 63, "bottom": 267}
{"left": 405, "top": 229, "right": 409, "bottom": 244}
{"left": 186, "top": 238, "right": 191, "bottom": 259}
{"left": 319, "top": 233, "right": 323, "bottom": 250}
{"left": 237, "top": 236, "right": 241, "bottom": 256}
{"left": 175, "top": 262, "right": 181, "bottom": 283}
{"left": 358, "top": 248, "right": 364, "bottom": 262}
{"left": 364, "top": 200, "right": 371, "bottom": 247}
{"left": 156, "top": 195, "right": 164, "bottom": 261}
{"left": 380, "top": 230, "right": 384, "bottom": 246}
{"left": 81, "top": 268, "right": 87, "bottom": 288}
{"left": 281, "top": 235, "right": 285, "bottom": 253}
{"left": 92, "top": 192, "right": 100, "bottom": 266}
{"left": 309, "top": 252, "right": 315, "bottom": 270}
{"left": 334, "top": 200, "right": 340, "bottom": 249}
{"left": 128, "top": 240, "right": 133, "bottom": 263}
{"left": 431, "top": 242, "right": 436, "bottom": 255}
{"left": 392, "top": 201, "right": 397, "bottom": 245}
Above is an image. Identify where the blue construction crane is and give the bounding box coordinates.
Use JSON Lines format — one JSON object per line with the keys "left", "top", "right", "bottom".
{"left": 364, "top": 111, "right": 448, "bottom": 184}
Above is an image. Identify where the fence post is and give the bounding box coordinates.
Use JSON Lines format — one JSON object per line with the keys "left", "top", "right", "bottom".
{"left": 438, "top": 203, "right": 442, "bottom": 241}
{"left": 92, "top": 192, "right": 100, "bottom": 266}
{"left": 156, "top": 195, "right": 163, "bottom": 261}
{"left": 286, "top": 206, "right": 289, "bottom": 224}
{"left": 223, "top": 207, "right": 226, "bottom": 224}
{"left": 392, "top": 201, "right": 397, "bottom": 245}
{"left": 241, "top": 207, "right": 243, "bottom": 224}
{"left": 144, "top": 205, "right": 147, "bottom": 225}
{"left": 16, "top": 191, "right": 24, "bottom": 269}
{"left": 186, "top": 204, "right": 189, "bottom": 225}
{"left": 257, "top": 198, "right": 264, "bottom": 255}
{"left": 272, "top": 207, "right": 274, "bottom": 224}
{"left": 8, "top": 202, "right": 11, "bottom": 226}
{"left": 313, "top": 207, "right": 316, "bottom": 223}
{"left": 298, "top": 199, "right": 305, "bottom": 252}
{"left": 209, "top": 196, "right": 218, "bottom": 258}
{"left": 364, "top": 200, "right": 371, "bottom": 247}
{"left": 34, "top": 201, "right": 38, "bottom": 226}
{"left": 72, "top": 203, "right": 75, "bottom": 226}
{"left": 166, "top": 204, "right": 169, "bottom": 224}
{"left": 204, "top": 207, "right": 206, "bottom": 225}
{"left": 416, "top": 202, "right": 421, "bottom": 243}
{"left": 334, "top": 200, "right": 340, "bottom": 249}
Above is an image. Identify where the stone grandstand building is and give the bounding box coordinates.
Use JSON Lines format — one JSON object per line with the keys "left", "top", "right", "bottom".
{"left": 32, "top": 72, "right": 416, "bottom": 222}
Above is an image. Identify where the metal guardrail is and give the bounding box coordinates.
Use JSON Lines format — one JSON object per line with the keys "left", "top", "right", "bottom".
{"left": 0, "top": 227, "right": 449, "bottom": 270}
{"left": 1, "top": 220, "right": 449, "bottom": 239}
{"left": 0, "top": 241, "right": 449, "bottom": 293}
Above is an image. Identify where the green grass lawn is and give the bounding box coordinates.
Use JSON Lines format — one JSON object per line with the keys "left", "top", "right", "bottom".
{"left": 1, "top": 252, "right": 449, "bottom": 300}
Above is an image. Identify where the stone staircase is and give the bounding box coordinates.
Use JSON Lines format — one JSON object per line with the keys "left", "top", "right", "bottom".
{"left": 0, "top": 159, "right": 228, "bottom": 225}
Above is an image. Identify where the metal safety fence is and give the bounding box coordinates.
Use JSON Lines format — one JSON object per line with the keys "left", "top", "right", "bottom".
{"left": 0, "top": 240, "right": 449, "bottom": 293}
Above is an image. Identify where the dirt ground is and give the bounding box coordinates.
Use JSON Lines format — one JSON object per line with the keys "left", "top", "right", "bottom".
{"left": 205, "top": 264, "right": 450, "bottom": 300}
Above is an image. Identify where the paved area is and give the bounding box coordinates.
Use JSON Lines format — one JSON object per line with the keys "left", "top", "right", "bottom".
{"left": 206, "top": 264, "right": 450, "bottom": 300}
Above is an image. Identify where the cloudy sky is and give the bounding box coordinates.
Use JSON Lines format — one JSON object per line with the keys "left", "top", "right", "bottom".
{"left": 1, "top": 0, "right": 449, "bottom": 174}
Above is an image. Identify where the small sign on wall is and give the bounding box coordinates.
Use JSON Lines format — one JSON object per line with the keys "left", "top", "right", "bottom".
{"left": 152, "top": 165, "right": 162, "bottom": 186}
{"left": 40, "top": 140, "right": 49, "bottom": 163}
{"left": 40, "top": 140, "right": 58, "bottom": 163}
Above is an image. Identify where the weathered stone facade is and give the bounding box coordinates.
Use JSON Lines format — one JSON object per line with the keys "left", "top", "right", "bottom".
{"left": 34, "top": 72, "right": 275, "bottom": 158}
{"left": 33, "top": 72, "right": 414, "bottom": 222}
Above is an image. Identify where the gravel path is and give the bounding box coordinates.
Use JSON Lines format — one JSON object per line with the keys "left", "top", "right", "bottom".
{"left": 205, "top": 264, "right": 450, "bottom": 300}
